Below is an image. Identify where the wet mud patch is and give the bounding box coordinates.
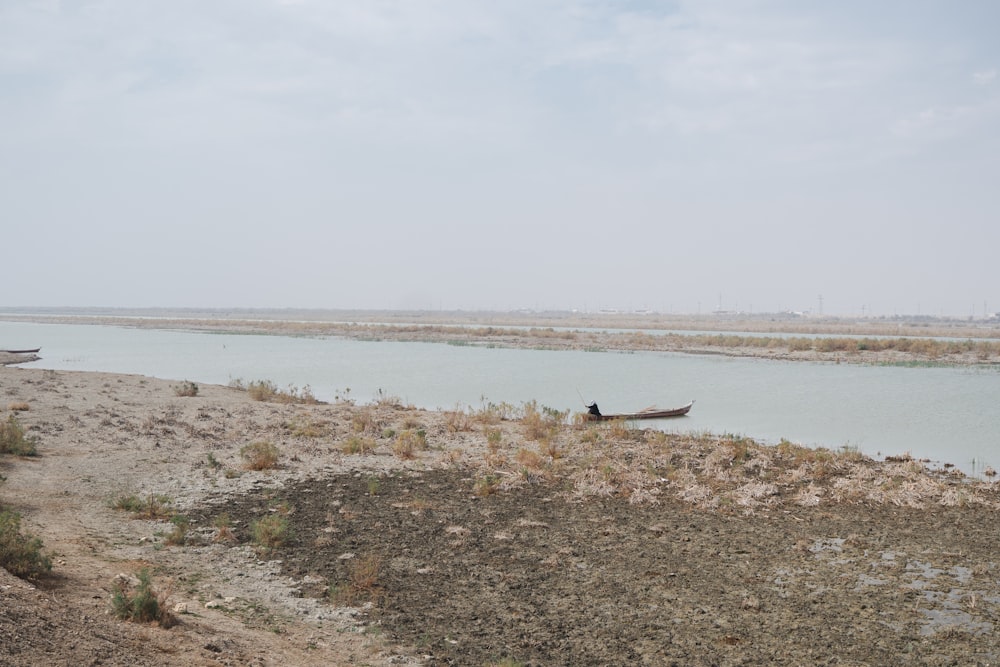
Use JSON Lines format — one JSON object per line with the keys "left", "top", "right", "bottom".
{"left": 201, "top": 469, "right": 1000, "bottom": 666}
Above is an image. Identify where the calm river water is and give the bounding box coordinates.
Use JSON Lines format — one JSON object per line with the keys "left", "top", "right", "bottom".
{"left": 3, "top": 320, "right": 998, "bottom": 476}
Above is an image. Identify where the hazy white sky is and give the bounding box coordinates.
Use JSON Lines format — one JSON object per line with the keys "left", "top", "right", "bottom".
{"left": 2, "top": 1, "right": 998, "bottom": 316}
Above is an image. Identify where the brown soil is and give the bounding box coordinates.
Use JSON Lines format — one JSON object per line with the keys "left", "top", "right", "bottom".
{"left": 206, "top": 470, "right": 1000, "bottom": 666}
{"left": 2, "top": 365, "right": 999, "bottom": 665}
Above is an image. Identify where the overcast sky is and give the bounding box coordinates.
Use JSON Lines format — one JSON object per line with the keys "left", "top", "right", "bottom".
{"left": 2, "top": 1, "right": 998, "bottom": 316}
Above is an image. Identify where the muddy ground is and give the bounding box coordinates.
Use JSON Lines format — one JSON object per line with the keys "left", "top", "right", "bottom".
{"left": 1, "top": 365, "right": 999, "bottom": 666}
{"left": 204, "top": 471, "right": 1000, "bottom": 666}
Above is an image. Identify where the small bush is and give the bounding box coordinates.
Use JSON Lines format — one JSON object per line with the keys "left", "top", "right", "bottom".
{"left": 0, "top": 510, "right": 52, "bottom": 580}
{"left": 137, "top": 495, "right": 174, "bottom": 520}
{"left": 342, "top": 435, "right": 376, "bottom": 455}
{"left": 164, "top": 515, "right": 190, "bottom": 546}
{"left": 6, "top": 402, "right": 30, "bottom": 412}
{"left": 392, "top": 429, "right": 427, "bottom": 460}
{"left": 231, "top": 379, "right": 319, "bottom": 404}
{"left": 241, "top": 441, "right": 280, "bottom": 471}
{"left": 0, "top": 415, "right": 38, "bottom": 456}
{"left": 110, "top": 568, "right": 175, "bottom": 627}
{"left": 444, "top": 408, "right": 472, "bottom": 433}
{"left": 330, "top": 554, "right": 384, "bottom": 606}
{"left": 212, "top": 514, "right": 237, "bottom": 543}
{"left": 109, "top": 490, "right": 173, "bottom": 519}
{"left": 351, "top": 409, "right": 382, "bottom": 435}
{"left": 109, "top": 491, "right": 145, "bottom": 513}
{"left": 473, "top": 474, "right": 500, "bottom": 497}
{"left": 251, "top": 514, "right": 290, "bottom": 553}
{"left": 172, "top": 381, "right": 199, "bottom": 397}
{"left": 485, "top": 427, "right": 503, "bottom": 451}
{"left": 284, "top": 416, "right": 327, "bottom": 438}
{"left": 520, "top": 401, "right": 567, "bottom": 441}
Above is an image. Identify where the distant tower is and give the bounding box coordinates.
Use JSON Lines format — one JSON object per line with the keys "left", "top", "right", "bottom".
{"left": 818, "top": 294, "right": 823, "bottom": 316}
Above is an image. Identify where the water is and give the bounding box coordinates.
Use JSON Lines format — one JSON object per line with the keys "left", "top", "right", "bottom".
{"left": 3, "top": 320, "right": 998, "bottom": 476}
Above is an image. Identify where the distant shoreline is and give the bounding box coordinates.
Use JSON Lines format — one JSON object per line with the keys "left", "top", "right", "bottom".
{"left": 4, "top": 310, "right": 1000, "bottom": 366}
{"left": 3, "top": 306, "right": 1000, "bottom": 338}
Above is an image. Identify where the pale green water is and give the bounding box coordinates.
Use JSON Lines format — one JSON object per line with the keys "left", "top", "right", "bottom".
{"left": 3, "top": 320, "right": 998, "bottom": 476}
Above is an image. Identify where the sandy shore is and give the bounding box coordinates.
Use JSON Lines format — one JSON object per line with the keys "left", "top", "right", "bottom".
{"left": 2, "top": 365, "right": 999, "bottom": 665}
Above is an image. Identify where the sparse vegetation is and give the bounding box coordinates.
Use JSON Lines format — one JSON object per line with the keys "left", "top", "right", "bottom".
{"left": 6, "top": 401, "right": 30, "bottom": 412}
{"left": 241, "top": 441, "right": 280, "bottom": 471}
{"left": 342, "top": 435, "right": 376, "bottom": 455}
{"left": 393, "top": 429, "right": 427, "bottom": 459}
{"left": 351, "top": 408, "right": 382, "bottom": 435}
{"left": 519, "top": 401, "right": 568, "bottom": 441}
{"left": 0, "top": 509, "right": 52, "bottom": 580}
{"left": 283, "top": 414, "right": 328, "bottom": 438}
{"left": 329, "top": 553, "right": 384, "bottom": 607}
{"left": 229, "top": 379, "right": 319, "bottom": 404}
{"left": 110, "top": 568, "right": 175, "bottom": 627}
{"left": 251, "top": 514, "right": 290, "bottom": 554}
{"left": 0, "top": 414, "right": 38, "bottom": 456}
{"left": 164, "top": 515, "right": 190, "bottom": 546}
{"left": 444, "top": 407, "right": 473, "bottom": 432}
{"left": 212, "top": 514, "right": 237, "bottom": 543}
{"left": 110, "top": 490, "right": 174, "bottom": 520}
{"left": 172, "top": 380, "right": 199, "bottom": 397}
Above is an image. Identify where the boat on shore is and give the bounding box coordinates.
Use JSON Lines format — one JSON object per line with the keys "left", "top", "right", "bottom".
{"left": 2, "top": 348, "right": 41, "bottom": 354}
{"left": 584, "top": 400, "right": 694, "bottom": 421}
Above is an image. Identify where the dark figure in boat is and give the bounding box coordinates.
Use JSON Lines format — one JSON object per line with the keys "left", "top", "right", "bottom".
{"left": 586, "top": 402, "right": 602, "bottom": 417}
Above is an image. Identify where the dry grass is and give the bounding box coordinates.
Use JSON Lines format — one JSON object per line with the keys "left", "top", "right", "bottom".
{"left": 342, "top": 435, "right": 376, "bottom": 455}
{"left": 6, "top": 401, "right": 30, "bottom": 412}
{"left": 241, "top": 441, "right": 280, "bottom": 471}
{"left": 330, "top": 554, "right": 384, "bottom": 607}
{"left": 0, "top": 414, "right": 38, "bottom": 456}
{"left": 457, "top": 410, "right": 994, "bottom": 514}
{"left": 250, "top": 514, "right": 290, "bottom": 554}
{"left": 230, "top": 379, "right": 319, "bottom": 404}
{"left": 444, "top": 408, "right": 473, "bottom": 433}
{"left": 110, "top": 568, "right": 176, "bottom": 628}
{"left": 392, "top": 429, "right": 427, "bottom": 460}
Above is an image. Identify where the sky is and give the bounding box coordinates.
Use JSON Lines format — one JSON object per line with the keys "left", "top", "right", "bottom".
{"left": 2, "top": 1, "right": 998, "bottom": 317}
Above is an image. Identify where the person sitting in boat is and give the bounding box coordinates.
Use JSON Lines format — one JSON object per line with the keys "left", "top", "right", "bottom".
{"left": 586, "top": 402, "right": 602, "bottom": 417}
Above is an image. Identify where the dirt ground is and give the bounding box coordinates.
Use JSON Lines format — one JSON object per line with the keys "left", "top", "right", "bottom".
{"left": 2, "top": 365, "right": 999, "bottom": 666}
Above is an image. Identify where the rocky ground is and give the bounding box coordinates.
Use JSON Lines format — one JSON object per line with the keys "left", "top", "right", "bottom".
{"left": 1, "top": 365, "right": 999, "bottom": 665}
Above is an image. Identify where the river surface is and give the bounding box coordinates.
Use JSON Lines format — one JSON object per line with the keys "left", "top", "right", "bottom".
{"left": 3, "top": 320, "right": 998, "bottom": 476}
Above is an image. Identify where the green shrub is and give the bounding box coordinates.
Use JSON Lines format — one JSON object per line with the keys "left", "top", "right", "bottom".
{"left": 164, "top": 515, "right": 190, "bottom": 546}
{"left": 110, "top": 568, "right": 175, "bottom": 627}
{"left": 0, "top": 415, "right": 38, "bottom": 456}
{"left": 251, "top": 514, "right": 290, "bottom": 553}
{"left": 0, "top": 510, "right": 52, "bottom": 580}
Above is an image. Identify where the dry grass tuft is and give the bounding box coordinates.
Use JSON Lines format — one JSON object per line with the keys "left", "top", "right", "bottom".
{"left": 330, "top": 554, "right": 384, "bottom": 607}
{"left": 241, "top": 441, "right": 280, "bottom": 471}
{"left": 393, "top": 429, "right": 427, "bottom": 459}
{"left": 342, "top": 435, "right": 376, "bottom": 455}
{"left": 444, "top": 407, "right": 473, "bottom": 433}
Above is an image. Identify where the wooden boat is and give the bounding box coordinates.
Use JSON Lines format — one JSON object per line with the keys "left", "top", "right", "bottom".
{"left": 3, "top": 348, "right": 40, "bottom": 354}
{"left": 584, "top": 400, "right": 694, "bottom": 421}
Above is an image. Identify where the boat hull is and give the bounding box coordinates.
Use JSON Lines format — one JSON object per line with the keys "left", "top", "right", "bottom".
{"left": 585, "top": 401, "right": 694, "bottom": 421}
